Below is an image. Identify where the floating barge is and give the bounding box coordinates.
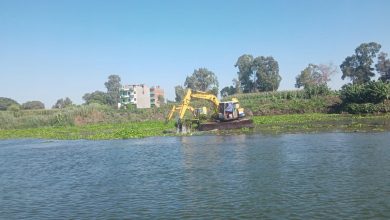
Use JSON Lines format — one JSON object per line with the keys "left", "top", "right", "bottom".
{"left": 198, "top": 118, "right": 254, "bottom": 131}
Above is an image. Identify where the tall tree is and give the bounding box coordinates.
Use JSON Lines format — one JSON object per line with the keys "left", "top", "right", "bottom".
{"left": 296, "top": 64, "right": 319, "bottom": 88}
{"left": 234, "top": 54, "right": 254, "bottom": 93}
{"left": 232, "top": 78, "right": 242, "bottom": 94}
{"left": 83, "top": 91, "right": 109, "bottom": 105}
{"left": 318, "top": 63, "right": 338, "bottom": 84}
{"left": 235, "top": 54, "right": 282, "bottom": 92}
{"left": 22, "top": 101, "right": 45, "bottom": 110}
{"left": 184, "top": 68, "right": 219, "bottom": 94}
{"left": 174, "top": 85, "right": 185, "bottom": 102}
{"left": 104, "top": 74, "right": 122, "bottom": 106}
{"left": 53, "top": 98, "right": 64, "bottom": 109}
{"left": 157, "top": 95, "right": 165, "bottom": 106}
{"left": 376, "top": 52, "right": 390, "bottom": 82}
{"left": 253, "top": 56, "right": 282, "bottom": 91}
{"left": 296, "top": 64, "right": 325, "bottom": 88}
{"left": 53, "top": 97, "right": 73, "bottom": 109}
{"left": 64, "top": 97, "right": 73, "bottom": 107}
{"left": 296, "top": 63, "right": 337, "bottom": 88}
{"left": 220, "top": 86, "right": 235, "bottom": 97}
{"left": 340, "top": 42, "right": 381, "bottom": 84}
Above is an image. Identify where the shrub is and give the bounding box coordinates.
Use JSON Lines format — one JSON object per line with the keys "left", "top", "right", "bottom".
{"left": 22, "top": 101, "right": 45, "bottom": 110}
{"left": 340, "top": 81, "right": 390, "bottom": 104}
{"left": 7, "top": 104, "right": 20, "bottom": 112}
{"left": 365, "top": 80, "right": 390, "bottom": 103}
{"left": 344, "top": 103, "right": 379, "bottom": 114}
{"left": 0, "top": 97, "right": 20, "bottom": 111}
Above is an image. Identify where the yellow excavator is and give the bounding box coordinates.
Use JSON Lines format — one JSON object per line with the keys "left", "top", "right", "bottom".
{"left": 166, "top": 104, "right": 207, "bottom": 121}
{"left": 167, "top": 89, "right": 253, "bottom": 131}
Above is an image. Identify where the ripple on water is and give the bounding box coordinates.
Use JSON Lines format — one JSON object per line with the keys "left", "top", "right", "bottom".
{"left": 0, "top": 133, "right": 389, "bottom": 219}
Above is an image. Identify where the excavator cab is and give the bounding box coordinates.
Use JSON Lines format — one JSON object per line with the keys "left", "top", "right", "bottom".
{"left": 193, "top": 107, "right": 207, "bottom": 118}
{"left": 217, "top": 101, "right": 245, "bottom": 121}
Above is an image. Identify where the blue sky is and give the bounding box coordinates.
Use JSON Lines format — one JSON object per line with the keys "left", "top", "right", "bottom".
{"left": 1, "top": 0, "right": 389, "bottom": 107}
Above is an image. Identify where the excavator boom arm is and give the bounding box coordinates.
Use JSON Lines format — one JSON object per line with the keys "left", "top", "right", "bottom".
{"left": 178, "top": 89, "right": 220, "bottom": 120}
{"left": 166, "top": 105, "right": 177, "bottom": 121}
{"left": 190, "top": 93, "right": 220, "bottom": 108}
{"left": 166, "top": 104, "right": 196, "bottom": 121}
{"left": 178, "top": 89, "right": 193, "bottom": 120}
{"left": 167, "top": 88, "right": 245, "bottom": 125}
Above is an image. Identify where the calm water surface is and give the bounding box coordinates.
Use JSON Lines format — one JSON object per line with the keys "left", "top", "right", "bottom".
{"left": 1, "top": 133, "right": 390, "bottom": 219}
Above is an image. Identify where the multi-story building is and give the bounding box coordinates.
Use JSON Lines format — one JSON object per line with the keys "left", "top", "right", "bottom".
{"left": 119, "top": 84, "right": 150, "bottom": 109}
{"left": 150, "top": 86, "right": 165, "bottom": 107}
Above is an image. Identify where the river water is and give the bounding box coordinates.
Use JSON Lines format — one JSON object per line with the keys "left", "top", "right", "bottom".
{"left": 1, "top": 133, "right": 389, "bottom": 219}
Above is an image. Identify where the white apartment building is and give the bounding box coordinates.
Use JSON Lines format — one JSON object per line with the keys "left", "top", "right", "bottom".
{"left": 118, "top": 84, "right": 150, "bottom": 109}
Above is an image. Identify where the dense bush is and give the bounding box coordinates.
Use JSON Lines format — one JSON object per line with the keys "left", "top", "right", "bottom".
{"left": 7, "top": 104, "right": 20, "bottom": 112}
{"left": 0, "top": 97, "right": 20, "bottom": 111}
{"left": 340, "top": 81, "right": 390, "bottom": 104}
{"left": 365, "top": 81, "right": 390, "bottom": 103}
{"left": 339, "top": 81, "right": 390, "bottom": 114}
{"left": 344, "top": 103, "right": 390, "bottom": 114}
{"left": 22, "top": 101, "right": 45, "bottom": 110}
{"left": 52, "top": 97, "right": 73, "bottom": 109}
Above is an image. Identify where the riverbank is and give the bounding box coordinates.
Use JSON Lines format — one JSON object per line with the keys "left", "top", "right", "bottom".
{"left": 1, "top": 113, "right": 389, "bottom": 140}
{"left": 252, "top": 113, "right": 390, "bottom": 133}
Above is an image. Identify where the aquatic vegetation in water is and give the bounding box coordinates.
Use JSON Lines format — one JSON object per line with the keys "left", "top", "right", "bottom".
{"left": 1, "top": 113, "right": 390, "bottom": 140}
{"left": 252, "top": 113, "right": 390, "bottom": 133}
{"left": 0, "top": 121, "right": 175, "bottom": 140}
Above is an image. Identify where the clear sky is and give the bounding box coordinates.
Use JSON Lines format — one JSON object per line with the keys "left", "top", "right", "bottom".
{"left": 1, "top": 0, "right": 389, "bottom": 107}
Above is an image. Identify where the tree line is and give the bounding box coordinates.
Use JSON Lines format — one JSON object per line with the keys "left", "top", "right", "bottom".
{"left": 0, "top": 75, "right": 122, "bottom": 111}
{"left": 174, "top": 55, "right": 284, "bottom": 101}
{"left": 1, "top": 41, "right": 389, "bottom": 111}
{"left": 174, "top": 41, "right": 390, "bottom": 102}
{"left": 82, "top": 75, "right": 122, "bottom": 106}
{"left": 0, "top": 97, "right": 74, "bottom": 111}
